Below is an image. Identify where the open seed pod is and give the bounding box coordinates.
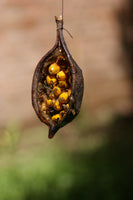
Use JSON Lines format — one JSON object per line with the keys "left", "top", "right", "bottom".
{"left": 32, "top": 16, "right": 84, "bottom": 138}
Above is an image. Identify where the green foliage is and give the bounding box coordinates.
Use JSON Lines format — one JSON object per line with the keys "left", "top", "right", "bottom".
{"left": 0, "top": 115, "right": 133, "bottom": 200}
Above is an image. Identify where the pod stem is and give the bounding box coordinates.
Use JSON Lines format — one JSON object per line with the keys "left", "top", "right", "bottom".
{"left": 55, "top": 16, "right": 63, "bottom": 30}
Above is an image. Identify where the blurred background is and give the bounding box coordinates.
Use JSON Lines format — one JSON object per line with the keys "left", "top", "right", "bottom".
{"left": 0, "top": 0, "right": 133, "bottom": 199}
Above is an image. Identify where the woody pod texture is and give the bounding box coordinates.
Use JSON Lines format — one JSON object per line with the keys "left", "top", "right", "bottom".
{"left": 32, "top": 16, "right": 84, "bottom": 138}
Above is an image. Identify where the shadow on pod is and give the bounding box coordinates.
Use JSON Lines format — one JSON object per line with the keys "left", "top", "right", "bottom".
{"left": 32, "top": 16, "right": 84, "bottom": 139}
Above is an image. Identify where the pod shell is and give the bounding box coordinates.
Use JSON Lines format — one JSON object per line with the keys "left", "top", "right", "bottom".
{"left": 32, "top": 17, "right": 84, "bottom": 138}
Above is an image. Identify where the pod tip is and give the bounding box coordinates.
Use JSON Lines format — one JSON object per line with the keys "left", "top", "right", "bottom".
{"left": 48, "top": 125, "right": 58, "bottom": 139}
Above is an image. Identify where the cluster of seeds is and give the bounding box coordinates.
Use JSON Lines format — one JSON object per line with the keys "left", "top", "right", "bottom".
{"left": 39, "top": 56, "right": 72, "bottom": 124}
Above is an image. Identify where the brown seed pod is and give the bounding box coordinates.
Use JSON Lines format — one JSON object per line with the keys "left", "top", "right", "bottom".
{"left": 32, "top": 16, "right": 84, "bottom": 138}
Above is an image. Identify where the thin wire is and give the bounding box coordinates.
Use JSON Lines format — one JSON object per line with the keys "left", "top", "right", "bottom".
{"left": 61, "top": 0, "right": 73, "bottom": 39}
{"left": 62, "top": 0, "right": 64, "bottom": 21}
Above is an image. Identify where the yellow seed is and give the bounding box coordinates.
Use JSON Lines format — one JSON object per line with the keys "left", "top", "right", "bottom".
{"left": 58, "top": 81, "right": 68, "bottom": 88}
{"left": 53, "top": 86, "right": 61, "bottom": 96}
{"left": 51, "top": 99, "right": 56, "bottom": 106}
{"left": 49, "top": 92, "right": 55, "bottom": 99}
{"left": 59, "top": 92, "right": 69, "bottom": 104}
{"left": 60, "top": 110, "right": 65, "bottom": 117}
{"left": 54, "top": 100, "right": 62, "bottom": 111}
{"left": 46, "top": 99, "right": 55, "bottom": 107}
{"left": 56, "top": 71, "right": 66, "bottom": 81}
{"left": 41, "top": 102, "right": 47, "bottom": 111}
{"left": 68, "top": 89, "right": 71, "bottom": 96}
{"left": 46, "top": 75, "right": 51, "bottom": 85}
{"left": 52, "top": 114, "right": 61, "bottom": 121}
{"left": 49, "top": 63, "right": 60, "bottom": 75}
{"left": 46, "top": 75, "right": 57, "bottom": 87}
{"left": 46, "top": 99, "right": 51, "bottom": 106}
{"left": 63, "top": 103, "right": 69, "bottom": 111}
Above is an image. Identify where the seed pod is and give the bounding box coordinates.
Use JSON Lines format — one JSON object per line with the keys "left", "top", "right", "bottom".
{"left": 32, "top": 16, "right": 84, "bottom": 138}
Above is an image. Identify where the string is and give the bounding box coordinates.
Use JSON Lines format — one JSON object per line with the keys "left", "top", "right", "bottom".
{"left": 61, "top": 0, "right": 73, "bottom": 39}
{"left": 62, "top": 0, "right": 64, "bottom": 21}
